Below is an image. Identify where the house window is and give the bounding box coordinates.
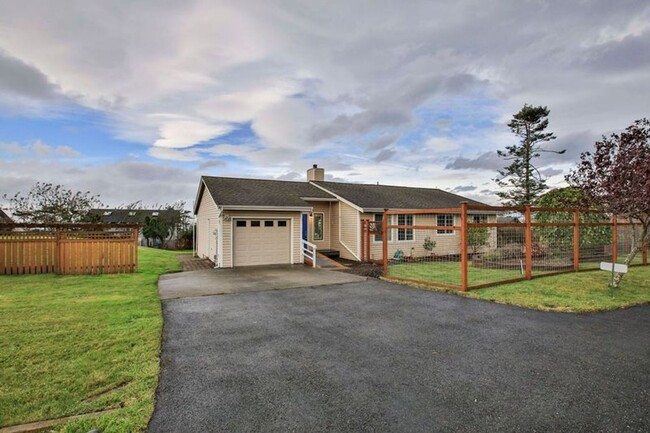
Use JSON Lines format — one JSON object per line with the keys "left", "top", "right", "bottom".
{"left": 103, "top": 211, "right": 112, "bottom": 216}
{"left": 277, "top": 220, "right": 287, "bottom": 227}
{"left": 397, "top": 214, "right": 414, "bottom": 241}
{"left": 264, "top": 220, "right": 274, "bottom": 227}
{"left": 472, "top": 214, "right": 488, "bottom": 224}
{"left": 152, "top": 211, "right": 159, "bottom": 217}
{"left": 437, "top": 214, "right": 454, "bottom": 234}
{"left": 313, "top": 213, "right": 324, "bottom": 240}
{"left": 250, "top": 220, "right": 261, "bottom": 227}
{"left": 236, "top": 220, "right": 246, "bottom": 227}
{"left": 373, "top": 214, "right": 392, "bottom": 242}
{"left": 128, "top": 211, "right": 136, "bottom": 216}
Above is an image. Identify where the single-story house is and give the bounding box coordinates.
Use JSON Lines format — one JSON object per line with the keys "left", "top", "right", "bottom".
{"left": 194, "top": 165, "right": 497, "bottom": 267}
{"left": 89, "top": 208, "right": 182, "bottom": 247}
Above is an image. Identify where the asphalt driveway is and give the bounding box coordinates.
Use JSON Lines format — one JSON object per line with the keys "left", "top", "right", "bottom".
{"left": 149, "top": 280, "right": 650, "bottom": 432}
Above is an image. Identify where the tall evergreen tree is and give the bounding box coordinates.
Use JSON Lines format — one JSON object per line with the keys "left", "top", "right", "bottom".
{"left": 495, "top": 104, "right": 565, "bottom": 206}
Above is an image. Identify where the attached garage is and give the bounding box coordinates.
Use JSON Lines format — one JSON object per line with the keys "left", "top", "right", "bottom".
{"left": 194, "top": 175, "right": 334, "bottom": 268}
{"left": 233, "top": 219, "right": 291, "bottom": 266}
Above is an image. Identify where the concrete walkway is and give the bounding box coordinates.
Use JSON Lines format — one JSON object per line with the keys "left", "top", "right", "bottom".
{"left": 158, "top": 264, "right": 366, "bottom": 299}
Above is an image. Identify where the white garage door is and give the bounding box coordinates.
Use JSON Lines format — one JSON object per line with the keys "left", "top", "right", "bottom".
{"left": 233, "top": 219, "right": 292, "bottom": 266}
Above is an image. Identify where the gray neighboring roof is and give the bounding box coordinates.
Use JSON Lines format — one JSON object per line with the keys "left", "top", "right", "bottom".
{"left": 89, "top": 209, "right": 180, "bottom": 224}
{"left": 0, "top": 209, "right": 13, "bottom": 223}
{"left": 312, "top": 181, "right": 487, "bottom": 211}
{"left": 199, "top": 176, "right": 335, "bottom": 209}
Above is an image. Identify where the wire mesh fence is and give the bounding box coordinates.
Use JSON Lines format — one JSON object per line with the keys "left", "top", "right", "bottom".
{"left": 366, "top": 204, "right": 648, "bottom": 291}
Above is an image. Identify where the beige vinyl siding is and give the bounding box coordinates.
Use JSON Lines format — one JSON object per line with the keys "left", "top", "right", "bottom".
{"left": 337, "top": 202, "right": 360, "bottom": 261}
{"left": 222, "top": 210, "right": 302, "bottom": 268}
{"left": 361, "top": 213, "right": 497, "bottom": 261}
{"left": 196, "top": 187, "right": 219, "bottom": 261}
{"left": 331, "top": 202, "right": 340, "bottom": 253}
{"left": 307, "top": 201, "right": 331, "bottom": 250}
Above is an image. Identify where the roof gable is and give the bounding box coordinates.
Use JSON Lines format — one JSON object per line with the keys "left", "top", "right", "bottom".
{"left": 198, "top": 176, "right": 334, "bottom": 210}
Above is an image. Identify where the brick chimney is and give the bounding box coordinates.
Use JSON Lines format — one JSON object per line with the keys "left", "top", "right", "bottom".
{"left": 307, "top": 164, "right": 325, "bottom": 182}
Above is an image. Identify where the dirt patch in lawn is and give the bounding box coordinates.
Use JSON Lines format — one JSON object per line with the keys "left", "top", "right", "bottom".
{"left": 334, "top": 258, "right": 384, "bottom": 278}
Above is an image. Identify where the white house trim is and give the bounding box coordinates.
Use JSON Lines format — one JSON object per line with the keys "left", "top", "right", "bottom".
{"left": 221, "top": 205, "right": 312, "bottom": 212}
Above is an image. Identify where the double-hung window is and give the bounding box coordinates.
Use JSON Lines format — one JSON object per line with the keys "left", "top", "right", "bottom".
{"left": 397, "top": 214, "right": 414, "bottom": 241}
{"left": 437, "top": 214, "right": 454, "bottom": 234}
{"left": 373, "top": 214, "right": 392, "bottom": 242}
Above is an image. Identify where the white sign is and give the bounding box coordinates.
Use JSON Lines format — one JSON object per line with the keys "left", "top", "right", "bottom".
{"left": 600, "top": 262, "right": 628, "bottom": 273}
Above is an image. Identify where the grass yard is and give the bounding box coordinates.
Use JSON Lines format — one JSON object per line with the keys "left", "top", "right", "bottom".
{"left": 388, "top": 261, "right": 650, "bottom": 312}
{"left": 388, "top": 261, "right": 524, "bottom": 287}
{"left": 0, "top": 247, "right": 182, "bottom": 432}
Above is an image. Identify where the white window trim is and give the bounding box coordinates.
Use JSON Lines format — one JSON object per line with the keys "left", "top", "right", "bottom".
{"left": 437, "top": 214, "right": 456, "bottom": 236}
{"left": 395, "top": 214, "right": 415, "bottom": 243}
{"left": 372, "top": 213, "right": 417, "bottom": 243}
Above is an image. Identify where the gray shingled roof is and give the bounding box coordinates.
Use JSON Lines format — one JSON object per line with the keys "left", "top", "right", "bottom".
{"left": 0, "top": 209, "right": 13, "bottom": 223}
{"left": 201, "top": 176, "right": 334, "bottom": 208}
{"left": 89, "top": 209, "right": 180, "bottom": 224}
{"left": 312, "top": 181, "right": 486, "bottom": 210}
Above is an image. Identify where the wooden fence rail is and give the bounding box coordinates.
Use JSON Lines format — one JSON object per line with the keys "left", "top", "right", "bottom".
{"left": 0, "top": 226, "right": 139, "bottom": 275}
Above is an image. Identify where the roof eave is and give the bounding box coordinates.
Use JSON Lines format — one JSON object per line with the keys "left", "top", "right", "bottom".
{"left": 221, "top": 205, "right": 312, "bottom": 212}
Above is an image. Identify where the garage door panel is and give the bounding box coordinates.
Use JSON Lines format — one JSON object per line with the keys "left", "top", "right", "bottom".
{"left": 234, "top": 219, "right": 291, "bottom": 266}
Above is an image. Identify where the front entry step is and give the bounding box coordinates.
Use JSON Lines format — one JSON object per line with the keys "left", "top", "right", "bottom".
{"left": 318, "top": 249, "right": 340, "bottom": 259}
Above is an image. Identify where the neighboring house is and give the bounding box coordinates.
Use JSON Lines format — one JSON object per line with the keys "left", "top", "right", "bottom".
{"left": 0, "top": 209, "right": 13, "bottom": 224}
{"left": 89, "top": 208, "right": 182, "bottom": 247}
{"left": 194, "top": 165, "right": 498, "bottom": 267}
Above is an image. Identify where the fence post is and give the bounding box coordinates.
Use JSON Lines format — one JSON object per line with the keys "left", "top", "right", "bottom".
{"left": 524, "top": 205, "right": 532, "bottom": 280}
{"left": 382, "top": 210, "right": 388, "bottom": 276}
{"left": 612, "top": 216, "right": 618, "bottom": 264}
{"left": 573, "top": 209, "right": 580, "bottom": 272}
{"left": 54, "top": 228, "right": 61, "bottom": 274}
{"left": 134, "top": 227, "right": 139, "bottom": 272}
{"left": 460, "top": 202, "right": 468, "bottom": 291}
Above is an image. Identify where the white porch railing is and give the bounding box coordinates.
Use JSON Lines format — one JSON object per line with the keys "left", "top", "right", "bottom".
{"left": 302, "top": 240, "right": 317, "bottom": 268}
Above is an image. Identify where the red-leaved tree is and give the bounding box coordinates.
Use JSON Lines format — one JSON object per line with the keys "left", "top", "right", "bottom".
{"left": 567, "top": 118, "right": 650, "bottom": 287}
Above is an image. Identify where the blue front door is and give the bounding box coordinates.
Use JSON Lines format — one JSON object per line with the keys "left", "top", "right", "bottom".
{"left": 302, "top": 214, "right": 308, "bottom": 240}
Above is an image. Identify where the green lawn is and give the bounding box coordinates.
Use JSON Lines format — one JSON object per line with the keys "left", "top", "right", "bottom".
{"left": 387, "top": 261, "right": 650, "bottom": 312}
{"left": 388, "top": 261, "right": 524, "bottom": 287}
{"left": 0, "top": 247, "right": 182, "bottom": 432}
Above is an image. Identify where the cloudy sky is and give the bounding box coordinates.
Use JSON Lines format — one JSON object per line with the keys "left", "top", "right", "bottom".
{"left": 1, "top": 0, "right": 648, "bottom": 209}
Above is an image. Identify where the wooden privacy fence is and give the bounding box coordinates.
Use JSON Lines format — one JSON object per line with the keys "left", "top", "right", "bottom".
{"left": 0, "top": 224, "right": 139, "bottom": 275}
{"left": 361, "top": 203, "right": 648, "bottom": 291}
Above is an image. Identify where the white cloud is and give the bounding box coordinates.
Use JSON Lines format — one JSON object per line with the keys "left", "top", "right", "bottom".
{"left": 55, "top": 145, "right": 79, "bottom": 157}
{"left": 32, "top": 139, "right": 52, "bottom": 156}
{"left": 0, "top": 0, "right": 647, "bottom": 206}
{"left": 0, "top": 140, "right": 80, "bottom": 158}
{"left": 148, "top": 146, "right": 201, "bottom": 161}
{"left": 0, "top": 141, "right": 26, "bottom": 155}
{"left": 424, "top": 137, "right": 460, "bottom": 152}
{"left": 153, "top": 119, "right": 232, "bottom": 148}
